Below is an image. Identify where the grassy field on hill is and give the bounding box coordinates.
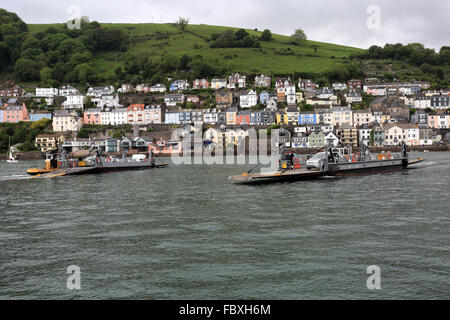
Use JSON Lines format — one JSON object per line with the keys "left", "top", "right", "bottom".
{"left": 28, "top": 23, "right": 363, "bottom": 79}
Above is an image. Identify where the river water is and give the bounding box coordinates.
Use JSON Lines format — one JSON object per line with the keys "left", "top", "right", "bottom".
{"left": 0, "top": 152, "right": 448, "bottom": 300}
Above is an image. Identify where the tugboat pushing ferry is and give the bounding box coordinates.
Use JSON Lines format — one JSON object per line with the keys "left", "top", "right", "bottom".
{"left": 229, "top": 143, "right": 424, "bottom": 184}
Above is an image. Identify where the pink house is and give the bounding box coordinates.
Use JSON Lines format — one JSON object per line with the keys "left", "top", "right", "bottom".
{"left": 428, "top": 114, "right": 449, "bottom": 129}
{"left": 187, "top": 95, "right": 200, "bottom": 104}
{"left": 83, "top": 108, "right": 102, "bottom": 125}
{"left": 3, "top": 103, "right": 29, "bottom": 123}
{"left": 193, "top": 79, "right": 209, "bottom": 89}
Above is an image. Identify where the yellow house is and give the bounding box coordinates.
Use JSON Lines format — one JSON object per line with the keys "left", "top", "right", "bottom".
{"left": 226, "top": 107, "right": 238, "bottom": 125}
{"left": 276, "top": 111, "right": 288, "bottom": 125}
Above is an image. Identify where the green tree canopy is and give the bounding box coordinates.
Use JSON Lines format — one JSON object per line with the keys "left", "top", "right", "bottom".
{"left": 261, "top": 29, "right": 272, "bottom": 41}
{"left": 291, "top": 29, "right": 307, "bottom": 46}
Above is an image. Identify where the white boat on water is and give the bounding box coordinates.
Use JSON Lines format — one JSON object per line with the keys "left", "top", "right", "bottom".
{"left": 6, "top": 137, "right": 18, "bottom": 163}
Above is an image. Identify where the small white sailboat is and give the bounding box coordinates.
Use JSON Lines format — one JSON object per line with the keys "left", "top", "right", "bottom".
{"left": 6, "top": 137, "right": 18, "bottom": 163}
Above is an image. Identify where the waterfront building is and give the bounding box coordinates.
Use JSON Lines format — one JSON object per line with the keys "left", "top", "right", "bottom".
{"left": 308, "top": 132, "right": 326, "bottom": 148}
{"left": 337, "top": 124, "right": 358, "bottom": 147}
{"left": 35, "top": 134, "right": 66, "bottom": 152}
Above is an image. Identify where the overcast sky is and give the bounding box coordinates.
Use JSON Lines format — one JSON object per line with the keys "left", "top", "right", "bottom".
{"left": 3, "top": 0, "right": 449, "bottom": 50}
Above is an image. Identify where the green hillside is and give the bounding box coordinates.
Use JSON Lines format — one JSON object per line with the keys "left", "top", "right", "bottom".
{"left": 28, "top": 23, "right": 363, "bottom": 79}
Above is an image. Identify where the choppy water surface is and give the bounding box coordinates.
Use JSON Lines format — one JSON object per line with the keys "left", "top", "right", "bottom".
{"left": 0, "top": 152, "right": 449, "bottom": 300}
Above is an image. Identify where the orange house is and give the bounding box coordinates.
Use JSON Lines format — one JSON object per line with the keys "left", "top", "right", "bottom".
{"left": 83, "top": 108, "right": 102, "bottom": 124}
{"left": 236, "top": 111, "right": 251, "bottom": 125}
{"left": 3, "top": 103, "right": 29, "bottom": 123}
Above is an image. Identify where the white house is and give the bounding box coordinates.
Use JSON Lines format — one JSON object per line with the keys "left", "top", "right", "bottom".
{"left": 332, "top": 83, "right": 347, "bottom": 91}
{"left": 317, "top": 87, "right": 334, "bottom": 99}
{"left": 59, "top": 85, "right": 79, "bottom": 96}
{"left": 150, "top": 84, "right": 167, "bottom": 93}
{"left": 325, "top": 132, "right": 339, "bottom": 147}
{"left": 358, "top": 125, "right": 372, "bottom": 146}
{"left": 164, "top": 93, "right": 185, "bottom": 107}
{"left": 62, "top": 94, "right": 85, "bottom": 110}
{"left": 345, "top": 90, "right": 363, "bottom": 104}
{"left": 286, "top": 85, "right": 296, "bottom": 105}
{"left": 36, "top": 88, "right": 59, "bottom": 97}
{"left": 87, "top": 86, "right": 114, "bottom": 98}
{"left": 240, "top": 90, "right": 258, "bottom": 108}
{"left": 413, "top": 95, "right": 431, "bottom": 109}
{"left": 98, "top": 94, "right": 121, "bottom": 108}
{"left": 53, "top": 112, "right": 83, "bottom": 132}
{"left": 100, "top": 108, "right": 128, "bottom": 125}
{"left": 203, "top": 109, "right": 218, "bottom": 124}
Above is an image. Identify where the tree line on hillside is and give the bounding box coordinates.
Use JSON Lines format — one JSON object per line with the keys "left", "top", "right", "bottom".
{"left": 353, "top": 43, "right": 450, "bottom": 79}
{"left": 0, "top": 8, "right": 127, "bottom": 86}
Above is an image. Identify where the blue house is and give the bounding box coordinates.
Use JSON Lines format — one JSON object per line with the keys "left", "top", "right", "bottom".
{"left": 260, "top": 91, "right": 270, "bottom": 105}
{"left": 250, "top": 111, "right": 262, "bottom": 125}
{"left": 0, "top": 109, "right": 3, "bottom": 123}
{"left": 179, "top": 111, "right": 192, "bottom": 124}
{"left": 299, "top": 112, "right": 317, "bottom": 125}
{"left": 30, "top": 111, "right": 52, "bottom": 122}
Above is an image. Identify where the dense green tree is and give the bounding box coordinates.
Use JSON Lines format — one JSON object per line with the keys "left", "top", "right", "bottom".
{"left": 0, "top": 9, "right": 29, "bottom": 71}
{"left": 40, "top": 67, "right": 53, "bottom": 84}
{"left": 235, "top": 29, "right": 249, "bottom": 41}
{"left": 15, "top": 58, "right": 40, "bottom": 81}
{"left": 74, "top": 63, "right": 96, "bottom": 84}
{"left": 261, "top": 29, "right": 272, "bottom": 41}
{"left": 175, "top": 17, "right": 189, "bottom": 31}
{"left": 291, "top": 29, "right": 307, "bottom": 46}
